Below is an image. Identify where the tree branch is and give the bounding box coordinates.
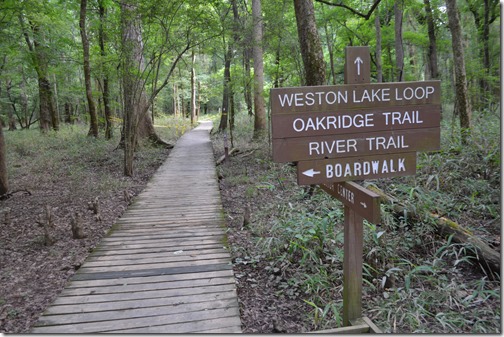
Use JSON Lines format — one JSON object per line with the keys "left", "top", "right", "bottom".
{"left": 314, "top": 0, "right": 383, "bottom": 20}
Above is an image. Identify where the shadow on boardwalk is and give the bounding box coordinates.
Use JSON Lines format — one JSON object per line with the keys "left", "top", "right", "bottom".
{"left": 31, "top": 121, "right": 242, "bottom": 333}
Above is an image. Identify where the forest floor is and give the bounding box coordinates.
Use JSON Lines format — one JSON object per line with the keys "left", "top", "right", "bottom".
{"left": 0, "top": 113, "right": 500, "bottom": 334}
{"left": 0, "top": 138, "right": 169, "bottom": 333}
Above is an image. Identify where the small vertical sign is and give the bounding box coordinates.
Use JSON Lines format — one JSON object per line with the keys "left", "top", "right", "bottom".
{"left": 344, "top": 46, "right": 370, "bottom": 84}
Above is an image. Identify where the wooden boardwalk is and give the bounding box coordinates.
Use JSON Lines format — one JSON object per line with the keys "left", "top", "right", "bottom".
{"left": 31, "top": 121, "right": 242, "bottom": 333}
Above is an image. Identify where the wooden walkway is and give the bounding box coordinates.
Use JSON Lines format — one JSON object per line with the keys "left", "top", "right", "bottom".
{"left": 31, "top": 121, "right": 242, "bottom": 333}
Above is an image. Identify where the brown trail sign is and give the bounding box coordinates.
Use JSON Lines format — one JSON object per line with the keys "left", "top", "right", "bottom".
{"left": 320, "top": 181, "right": 381, "bottom": 224}
{"left": 269, "top": 46, "right": 441, "bottom": 329}
{"left": 297, "top": 152, "right": 417, "bottom": 185}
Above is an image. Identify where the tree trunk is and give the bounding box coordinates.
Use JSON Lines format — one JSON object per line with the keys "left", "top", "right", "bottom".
{"left": 244, "top": 47, "right": 253, "bottom": 116}
{"left": 252, "top": 0, "right": 266, "bottom": 138}
{"left": 121, "top": 1, "right": 142, "bottom": 176}
{"left": 19, "top": 68, "right": 29, "bottom": 128}
{"left": 19, "top": 16, "right": 59, "bottom": 132}
{"left": 394, "top": 0, "right": 404, "bottom": 82}
{"left": 467, "top": 0, "right": 499, "bottom": 106}
{"left": 64, "top": 102, "right": 72, "bottom": 124}
{"left": 446, "top": 0, "right": 472, "bottom": 144}
{"left": 80, "top": 0, "right": 99, "bottom": 138}
{"left": 190, "top": 50, "right": 197, "bottom": 126}
{"left": 218, "top": 43, "right": 232, "bottom": 131}
{"left": 366, "top": 185, "right": 500, "bottom": 274}
{"left": 5, "top": 80, "right": 18, "bottom": 130}
{"left": 424, "top": 0, "right": 439, "bottom": 79}
{"left": 0, "top": 126, "right": 8, "bottom": 195}
{"left": 293, "top": 0, "right": 326, "bottom": 86}
{"left": 320, "top": 6, "right": 336, "bottom": 85}
{"left": 99, "top": 0, "right": 113, "bottom": 139}
{"left": 375, "top": 9, "right": 383, "bottom": 82}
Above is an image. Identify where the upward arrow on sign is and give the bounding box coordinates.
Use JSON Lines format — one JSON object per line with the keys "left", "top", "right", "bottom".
{"left": 354, "top": 56, "right": 363, "bottom": 75}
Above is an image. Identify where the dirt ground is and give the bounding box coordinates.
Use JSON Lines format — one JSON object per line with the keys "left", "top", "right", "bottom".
{"left": 0, "top": 146, "right": 172, "bottom": 333}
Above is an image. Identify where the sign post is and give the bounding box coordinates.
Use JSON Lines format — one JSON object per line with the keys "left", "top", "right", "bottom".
{"left": 341, "top": 46, "right": 369, "bottom": 326}
{"left": 270, "top": 45, "right": 441, "bottom": 329}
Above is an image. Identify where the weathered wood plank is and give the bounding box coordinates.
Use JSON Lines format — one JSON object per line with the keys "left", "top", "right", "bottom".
{"left": 53, "top": 283, "right": 237, "bottom": 305}
{"left": 66, "top": 269, "right": 233, "bottom": 288}
{"left": 82, "top": 252, "right": 230, "bottom": 267}
{"left": 90, "top": 243, "right": 225, "bottom": 257}
{"left": 78, "top": 257, "right": 231, "bottom": 273}
{"left": 61, "top": 276, "right": 235, "bottom": 296}
{"left": 94, "top": 238, "right": 225, "bottom": 251}
{"left": 32, "top": 307, "right": 240, "bottom": 333}
{"left": 71, "top": 263, "right": 232, "bottom": 281}
{"left": 101, "top": 229, "right": 224, "bottom": 241}
{"left": 36, "top": 298, "right": 238, "bottom": 326}
{"left": 105, "top": 316, "right": 243, "bottom": 334}
{"left": 100, "top": 232, "right": 224, "bottom": 244}
{"left": 44, "top": 289, "right": 238, "bottom": 315}
{"left": 88, "top": 247, "right": 227, "bottom": 261}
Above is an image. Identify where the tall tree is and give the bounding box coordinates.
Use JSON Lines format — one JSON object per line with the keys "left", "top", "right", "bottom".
{"left": 0, "top": 126, "right": 7, "bottom": 195}
{"left": 394, "top": 0, "right": 404, "bottom": 82}
{"left": 79, "top": 0, "right": 99, "bottom": 138}
{"left": 466, "top": 0, "right": 500, "bottom": 103}
{"left": 120, "top": 1, "right": 142, "bottom": 176}
{"left": 98, "top": 0, "right": 113, "bottom": 139}
{"left": 252, "top": 0, "right": 266, "bottom": 138}
{"left": 190, "top": 49, "right": 197, "bottom": 126}
{"left": 18, "top": 14, "right": 58, "bottom": 132}
{"left": 424, "top": 0, "right": 439, "bottom": 79}
{"left": 218, "top": 42, "right": 232, "bottom": 131}
{"left": 375, "top": 7, "right": 383, "bottom": 82}
{"left": 293, "top": 0, "right": 325, "bottom": 86}
{"left": 445, "top": 0, "right": 471, "bottom": 144}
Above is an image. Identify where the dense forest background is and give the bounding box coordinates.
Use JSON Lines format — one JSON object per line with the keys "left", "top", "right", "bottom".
{"left": 0, "top": 0, "right": 501, "bottom": 333}
{"left": 0, "top": 0, "right": 500, "bottom": 161}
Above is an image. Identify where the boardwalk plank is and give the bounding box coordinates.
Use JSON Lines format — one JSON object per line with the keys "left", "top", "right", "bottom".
{"left": 87, "top": 247, "right": 227, "bottom": 261}
{"left": 78, "top": 257, "right": 231, "bottom": 273}
{"left": 82, "top": 252, "right": 230, "bottom": 267}
{"left": 61, "top": 276, "right": 235, "bottom": 296}
{"left": 106, "top": 316, "right": 243, "bottom": 333}
{"left": 66, "top": 269, "right": 233, "bottom": 288}
{"left": 32, "top": 307, "right": 240, "bottom": 333}
{"left": 44, "top": 290, "right": 238, "bottom": 315}
{"left": 36, "top": 298, "right": 238, "bottom": 326}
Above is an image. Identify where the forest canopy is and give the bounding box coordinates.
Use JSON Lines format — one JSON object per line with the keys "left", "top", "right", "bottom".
{"left": 0, "top": 0, "right": 498, "bottom": 197}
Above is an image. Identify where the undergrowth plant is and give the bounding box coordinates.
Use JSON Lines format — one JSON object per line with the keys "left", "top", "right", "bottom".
{"left": 217, "top": 105, "right": 500, "bottom": 333}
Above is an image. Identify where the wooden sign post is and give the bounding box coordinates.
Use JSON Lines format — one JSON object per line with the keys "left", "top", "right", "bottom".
{"left": 270, "top": 46, "right": 441, "bottom": 329}
{"left": 341, "top": 46, "right": 370, "bottom": 326}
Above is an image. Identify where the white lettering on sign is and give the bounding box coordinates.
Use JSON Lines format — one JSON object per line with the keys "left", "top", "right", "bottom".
{"left": 292, "top": 114, "right": 374, "bottom": 132}
{"left": 309, "top": 139, "right": 358, "bottom": 155}
{"left": 395, "top": 86, "right": 435, "bottom": 101}
{"left": 337, "top": 184, "right": 354, "bottom": 204}
{"left": 326, "top": 157, "right": 406, "bottom": 178}
{"left": 365, "top": 135, "right": 409, "bottom": 150}
{"left": 278, "top": 90, "right": 348, "bottom": 107}
{"left": 352, "top": 88, "right": 391, "bottom": 103}
{"left": 275, "top": 84, "right": 438, "bottom": 110}
{"left": 382, "top": 110, "right": 423, "bottom": 125}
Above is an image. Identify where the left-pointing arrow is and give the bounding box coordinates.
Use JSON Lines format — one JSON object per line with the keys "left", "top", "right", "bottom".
{"left": 302, "top": 169, "right": 321, "bottom": 178}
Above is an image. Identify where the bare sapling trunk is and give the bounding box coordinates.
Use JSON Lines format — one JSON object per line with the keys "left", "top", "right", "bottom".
{"left": 252, "top": 0, "right": 267, "bottom": 138}
{"left": 445, "top": 0, "right": 472, "bottom": 144}
{"left": 0, "top": 126, "right": 8, "bottom": 195}
{"left": 80, "top": 0, "right": 99, "bottom": 138}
